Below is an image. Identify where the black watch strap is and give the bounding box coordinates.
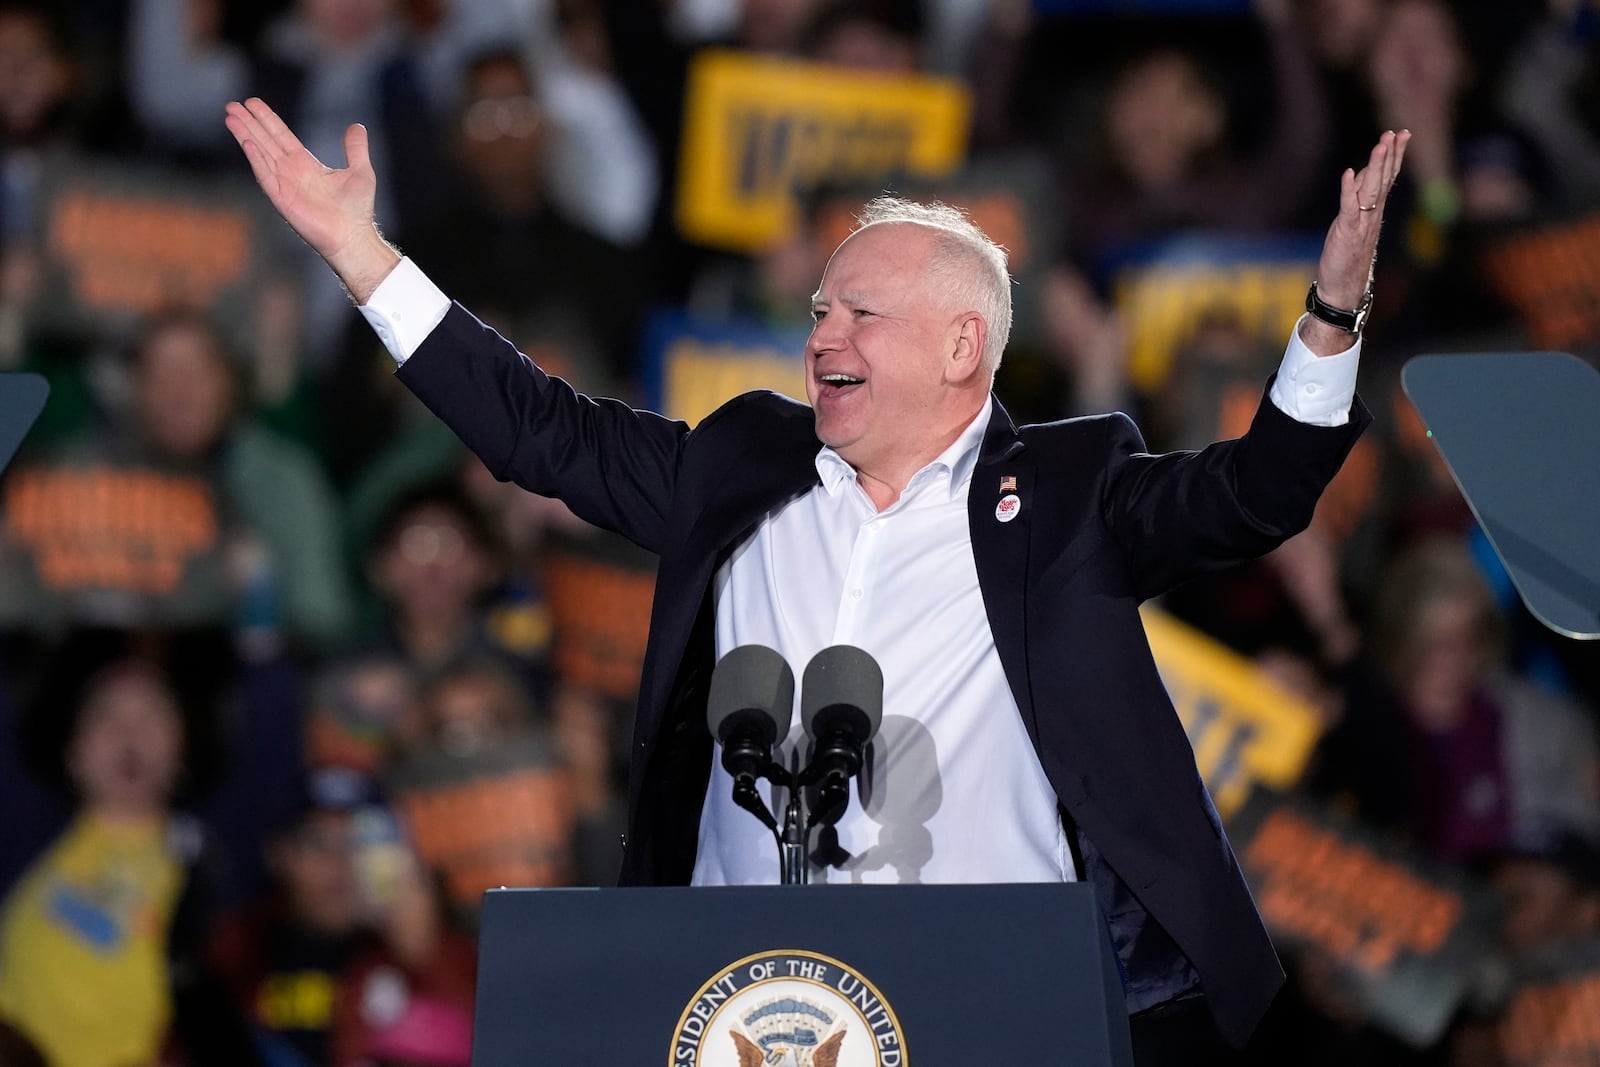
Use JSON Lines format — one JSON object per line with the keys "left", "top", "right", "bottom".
{"left": 1305, "top": 281, "right": 1374, "bottom": 334}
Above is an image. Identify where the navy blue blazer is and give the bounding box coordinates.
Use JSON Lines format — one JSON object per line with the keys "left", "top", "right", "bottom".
{"left": 397, "top": 303, "right": 1371, "bottom": 1047}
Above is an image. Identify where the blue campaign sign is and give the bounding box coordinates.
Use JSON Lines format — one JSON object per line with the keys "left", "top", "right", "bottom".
{"left": 640, "top": 310, "right": 811, "bottom": 426}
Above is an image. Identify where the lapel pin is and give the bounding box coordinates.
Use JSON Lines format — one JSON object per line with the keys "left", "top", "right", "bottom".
{"left": 999, "top": 475, "right": 1017, "bottom": 493}
{"left": 996, "top": 493, "right": 1021, "bottom": 523}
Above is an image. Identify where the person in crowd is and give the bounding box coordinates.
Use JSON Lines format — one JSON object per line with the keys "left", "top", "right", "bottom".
{"left": 1290, "top": 0, "right": 1388, "bottom": 185}
{"left": 1487, "top": 825, "right": 1600, "bottom": 961}
{"left": 0, "top": 633, "right": 253, "bottom": 1067}
{"left": 1502, "top": 0, "right": 1600, "bottom": 211}
{"left": 211, "top": 773, "right": 377, "bottom": 1067}
{"left": 1363, "top": 0, "right": 1473, "bottom": 266}
{"left": 364, "top": 481, "right": 551, "bottom": 707}
{"left": 403, "top": 47, "right": 646, "bottom": 390}
{"left": 0, "top": 1, "right": 91, "bottom": 376}
{"left": 0, "top": 310, "right": 354, "bottom": 646}
{"left": 135, "top": 310, "right": 357, "bottom": 647}
{"left": 384, "top": 654, "right": 582, "bottom": 916}
{"left": 129, "top": 0, "right": 456, "bottom": 370}
{"left": 329, "top": 844, "right": 474, "bottom": 1067}
{"left": 128, "top": 0, "right": 448, "bottom": 229}
{"left": 319, "top": 48, "right": 650, "bottom": 506}
{"left": 522, "top": 0, "right": 661, "bottom": 248}
{"left": 802, "top": 0, "right": 924, "bottom": 73}
{"left": 306, "top": 653, "right": 427, "bottom": 780}
{"left": 225, "top": 85, "right": 1408, "bottom": 1059}
{"left": 0, "top": 1, "right": 85, "bottom": 224}
{"left": 1314, "top": 538, "right": 1600, "bottom": 862}
{"left": 1060, "top": 0, "right": 1329, "bottom": 269}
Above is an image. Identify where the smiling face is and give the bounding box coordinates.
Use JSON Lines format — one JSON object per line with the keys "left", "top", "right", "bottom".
{"left": 806, "top": 224, "right": 987, "bottom": 494}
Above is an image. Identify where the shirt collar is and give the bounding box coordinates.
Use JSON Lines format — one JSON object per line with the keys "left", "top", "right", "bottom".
{"left": 814, "top": 402, "right": 993, "bottom": 503}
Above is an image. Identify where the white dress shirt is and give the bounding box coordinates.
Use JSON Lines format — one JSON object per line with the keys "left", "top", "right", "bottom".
{"left": 361, "top": 258, "right": 1362, "bottom": 886}
{"left": 697, "top": 404, "right": 1076, "bottom": 885}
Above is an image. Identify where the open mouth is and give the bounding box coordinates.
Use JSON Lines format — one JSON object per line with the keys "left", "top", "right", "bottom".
{"left": 817, "top": 372, "right": 865, "bottom": 397}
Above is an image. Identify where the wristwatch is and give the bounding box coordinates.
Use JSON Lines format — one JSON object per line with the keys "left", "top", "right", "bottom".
{"left": 1305, "top": 281, "right": 1374, "bottom": 335}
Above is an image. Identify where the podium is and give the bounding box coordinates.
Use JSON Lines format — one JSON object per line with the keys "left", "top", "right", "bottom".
{"left": 473, "top": 883, "right": 1135, "bottom": 1065}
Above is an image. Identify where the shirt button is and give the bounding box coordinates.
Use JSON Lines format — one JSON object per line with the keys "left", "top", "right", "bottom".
{"left": 850, "top": 588, "right": 863, "bottom": 601}
{"left": 1304, "top": 383, "right": 1320, "bottom": 396}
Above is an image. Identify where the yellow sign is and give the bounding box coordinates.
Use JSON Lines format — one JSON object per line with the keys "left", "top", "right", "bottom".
{"left": 1142, "top": 606, "right": 1323, "bottom": 817}
{"left": 677, "top": 50, "right": 971, "bottom": 252}
{"left": 1115, "top": 254, "right": 1314, "bottom": 393}
{"left": 663, "top": 337, "right": 807, "bottom": 426}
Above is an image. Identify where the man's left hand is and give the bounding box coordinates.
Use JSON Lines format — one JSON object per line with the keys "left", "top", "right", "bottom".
{"left": 1301, "top": 129, "right": 1411, "bottom": 356}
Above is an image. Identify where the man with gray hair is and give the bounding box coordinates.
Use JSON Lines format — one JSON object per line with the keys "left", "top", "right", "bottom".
{"left": 226, "top": 96, "right": 1406, "bottom": 1061}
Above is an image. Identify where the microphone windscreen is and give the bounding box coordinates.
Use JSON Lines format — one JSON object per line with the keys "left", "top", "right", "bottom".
{"left": 800, "top": 645, "right": 883, "bottom": 742}
{"left": 706, "top": 645, "right": 795, "bottom": 745}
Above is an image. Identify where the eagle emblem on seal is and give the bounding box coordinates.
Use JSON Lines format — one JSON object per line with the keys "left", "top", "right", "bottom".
{"left": 729, "top": 996, "right": 847, "bottom": 1067}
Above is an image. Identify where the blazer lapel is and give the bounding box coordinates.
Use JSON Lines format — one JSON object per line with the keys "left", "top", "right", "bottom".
{"left": 683, "top": 422, "right": 822, "bottom": 565}
{"left": 969, "top": 396, "right": 1040, "bottom": 749}
{"left": 638, "top": 414, "right": 822, "bottom": 728}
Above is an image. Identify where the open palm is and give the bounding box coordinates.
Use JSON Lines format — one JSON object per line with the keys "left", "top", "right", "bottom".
{"left": 224, "top": 97, "right": 375, "bottom": 263}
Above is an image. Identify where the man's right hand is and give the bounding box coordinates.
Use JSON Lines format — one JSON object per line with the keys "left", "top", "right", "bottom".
{"left": 224, "top": 98, "right": 400, "bottom": 303}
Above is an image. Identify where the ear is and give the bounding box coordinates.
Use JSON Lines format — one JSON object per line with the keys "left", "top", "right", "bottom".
{"left": 945, "top": 312, "right": 986, "bottom": 385}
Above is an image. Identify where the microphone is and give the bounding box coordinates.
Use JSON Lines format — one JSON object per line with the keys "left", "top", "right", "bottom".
{"left": 800, "top": 645, "right": 883, "bottom": 829}
{"left": 707, "top": 645, "right": 796, "bottom": 833}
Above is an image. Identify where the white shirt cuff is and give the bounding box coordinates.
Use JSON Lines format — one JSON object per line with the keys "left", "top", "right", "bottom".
{"left": 1268, "top": 314, "right": 1361, "bottom": 427}
{"left": 358, "top": 257, "right": 452, "bottom": 366}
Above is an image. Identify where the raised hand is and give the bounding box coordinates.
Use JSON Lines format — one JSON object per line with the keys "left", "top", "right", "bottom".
{"left": 1301, "top": 129, "right": 1411, "bottom": 356}
{"left": 224, "top": 97, "right": 400, "bottom": 302}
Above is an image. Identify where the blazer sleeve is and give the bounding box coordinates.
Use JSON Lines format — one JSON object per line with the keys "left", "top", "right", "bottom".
{"left": 1100, "top": 378, "right": 1371, "bottom": 601}
{"left": 396, "top": 302, "right": 687, "bottom": 554}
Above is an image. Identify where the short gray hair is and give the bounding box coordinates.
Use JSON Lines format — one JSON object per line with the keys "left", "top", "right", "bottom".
{"left": 853, "top": 196, "right": 1014, "bottom": 377}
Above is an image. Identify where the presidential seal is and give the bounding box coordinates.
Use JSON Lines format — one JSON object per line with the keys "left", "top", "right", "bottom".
{"left": 669, "top": 950, "right": 907, "bottom": 1067}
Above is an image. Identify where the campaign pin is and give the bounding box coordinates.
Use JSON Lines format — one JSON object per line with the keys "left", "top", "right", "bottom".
{"left": 996, "top": 494, "right": 1021, "bottom": 522}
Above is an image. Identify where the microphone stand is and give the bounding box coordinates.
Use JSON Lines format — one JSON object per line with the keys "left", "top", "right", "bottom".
{"left": 770, "top": 750, "right": 808, "bottom": 885}
{"left": 779, "top": 788, "right": 807, "bottom": 885}
{"left": 742, "top": 740, "right": 866, "bottom": 886}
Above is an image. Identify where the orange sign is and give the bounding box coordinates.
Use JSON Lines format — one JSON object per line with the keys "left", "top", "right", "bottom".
{"left": 1244, "top": 807, "right": 1465, "bottom": 973}
{"left": 1484, "top": 214, "right": 1600, "bottom": 349}
{"left": 4, "top": 465, "right": 218, "bottom": 594}
{"left": 33, "top": 158, "right": 268, "bottom": 338}
{"left": 543, "top": 550, "right": 656, "bottom": 700}
{"left": 399, "top": 766, "right": 578, "bottom": 907}
{"left": 1501, "top": 970, "right": 1600, "bottom": 1066}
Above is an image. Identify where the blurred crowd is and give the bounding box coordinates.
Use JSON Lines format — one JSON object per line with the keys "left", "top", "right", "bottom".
{"left": 0, "top": 0, "right": 1597, "bottom": 1064}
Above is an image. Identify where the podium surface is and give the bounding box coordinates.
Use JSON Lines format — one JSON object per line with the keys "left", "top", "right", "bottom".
{"left": 474, "top": 882, "right": 1134, "bottom": 1066}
